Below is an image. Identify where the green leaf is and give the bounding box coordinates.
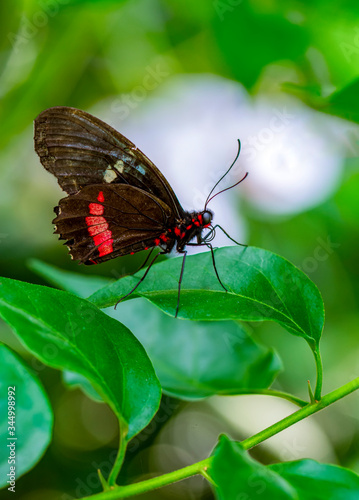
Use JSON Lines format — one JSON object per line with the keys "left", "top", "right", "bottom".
{"left": 89, "top": 247, "right": 324, "bottom": 347}
{"left": 210, "top": 435, "right": 297, "bottom": 499}
{"left": 283, "top": 77, "right": 359, "bottom": 125}
{"left": 28, "top": 260, "right": 110, "bottom": 402}
{"left": 210, "top": 436, "right": 359, "bottom": 499}
{"left": 269, "top": 460, "right": 359, "bottom": 500}
{"left": 0, "top": 344, "right": 53, "bottom": 489}
{"left": 62, "top": 370, "right": 103, "bottom": 402}
{"left": 213, "top": 3, "right": 308, "bottom": 88}
{"left": 107, "top": 299, "right": 282, "bottom": 400}
{"left": 0, "top": 277, "right": 161, "bottom": 441}
{"left": 28, "top": 258, "right": 111, "bottom": 298}
{"left": 326, "top": 78, "right": 359, "bottom": 123}
{"left": 29, "top": 260, "right": 282, "bottom": 400}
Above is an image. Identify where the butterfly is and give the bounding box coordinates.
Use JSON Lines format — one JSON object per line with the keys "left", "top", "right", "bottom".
{"left": 34, "top": 106, "right": 247, "bottom": 316}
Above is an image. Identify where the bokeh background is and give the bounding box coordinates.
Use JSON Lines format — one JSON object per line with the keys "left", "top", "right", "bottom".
{"left": 1, "top": 1, "right": 359, "bottom": 499}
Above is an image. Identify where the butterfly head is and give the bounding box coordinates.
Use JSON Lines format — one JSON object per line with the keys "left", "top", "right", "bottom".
{"left": 201, "top": 210, "right": 213, "bottom": 227}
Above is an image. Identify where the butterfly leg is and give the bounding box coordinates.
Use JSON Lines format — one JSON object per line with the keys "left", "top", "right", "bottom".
{"left": 204, "top": 224, "right": 247, "bottom": 247}
{"left": 206, "top": 243, "right": 227, "bottom": 292}
{"left": 114, "top": 250, "right": 164, "bottom": 308}
{"left": 186, "top": 242, "right": 227, "bottom": 292}
{"left": 114, "top": 248, "right": 155, "bottom": 280}
{"left": 175, "top": 250, "right": 188, "bottom": 318}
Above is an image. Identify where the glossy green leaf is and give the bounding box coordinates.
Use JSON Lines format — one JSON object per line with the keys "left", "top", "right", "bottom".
{"left": 0, "top": 277, "right": 161, "bottom": 440}
{"left": 210, "top": 435, "right": 359, "bottom": 499}
{"left": 210, "top": 435, "right": 297, "bottom": 499}
{"left": 108, "top": 299, "right": 282, "bottom": 400}
{"left": 62, "top": 370, "right": 103, "bottom": 402}
{"left": 0, "top": 344, "right": 53, "bottom": 489}
{"left": 29, "top": 260, "right": 282, "bottom": 400}
{"left": 28, "top": 258, "right": 111, "bottom": 298}
{"left": 269, "top": 460, "right": 359, "bottom": 500}
{"left": 29, "top": 260, "right": 113, "bottom": 402}
{"left": 89, "top": 247, "right": 324, "bottom": 346}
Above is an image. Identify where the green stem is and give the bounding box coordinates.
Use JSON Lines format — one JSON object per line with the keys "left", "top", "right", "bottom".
{"left": 222, "top": 389, "right": 307, "bottom": 408}
{"left": 241, "top": 376, "right": 358, "bottom": 450}
{"left": 107, "top": 426, "right": 128, "bottom": 487}
{"left": 84, "top": 377, "right": 359, "bottom": 500}
{"left": 86, "top": 460, "right": 210, "bottom": 499}
{"left": 313, "top": 347, "right": 323, "bottom": 401}
{"left": 98, "top": 469, "right": 110, "bottom": 492}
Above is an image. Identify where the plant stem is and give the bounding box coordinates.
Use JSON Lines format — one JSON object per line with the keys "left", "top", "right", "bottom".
{"left": 221, "top": 389, "right": 307, "bottom": 407}
{"left": 86, "top": 460, "right": 210, "bottom": 499}
{"left": 241, "top": 376, "right": 358, "bottom": 450}
{"left": 83, "top": 377, "right": 359, "bottom": 500}
{"left": 107, "top": 426, "right": 128, "bottom": 487}
{"left": 313, "top": 347, "right": 323, "bottom": 401}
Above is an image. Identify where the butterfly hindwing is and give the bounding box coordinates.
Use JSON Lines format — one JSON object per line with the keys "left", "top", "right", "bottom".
{"left": 53, "top": 184, "right": 175, "bottom": 264}
{"left": 34, "top": 106, "right": 183, "bottom": 218}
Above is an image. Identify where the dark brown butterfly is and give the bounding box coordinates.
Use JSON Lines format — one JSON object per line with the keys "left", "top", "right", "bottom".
{"left": 34, "top": 106, "right": 247, "bottom": 316}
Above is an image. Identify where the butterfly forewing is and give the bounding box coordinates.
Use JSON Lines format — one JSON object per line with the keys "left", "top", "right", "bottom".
{"left": 54, "top": 184, "right": 174, "bottom": 264}
{"left": 34, "top": 106, "right": 184, "bottom": 218}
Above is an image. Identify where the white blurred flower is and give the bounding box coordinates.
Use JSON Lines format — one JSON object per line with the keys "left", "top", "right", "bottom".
{"left": 239, "top": 101, "right": 344, "bottom": 215}
{"left": 94, "top": 73, "right": 344, "bottom": 252}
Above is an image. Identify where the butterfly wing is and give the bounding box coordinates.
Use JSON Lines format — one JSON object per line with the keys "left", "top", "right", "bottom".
{"left": 34, "top": 106, "right": 184, "bottom": 218}
{"left": 54, "top": 184, "right": 175, "bottom": 264}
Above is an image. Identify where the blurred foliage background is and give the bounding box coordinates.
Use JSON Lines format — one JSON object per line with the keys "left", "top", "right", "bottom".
{"left": 1, "top": 0, "right": 359, "bottom": 499}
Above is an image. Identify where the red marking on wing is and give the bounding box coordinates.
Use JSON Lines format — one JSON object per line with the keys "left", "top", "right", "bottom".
{"left": 97, "top": 191, "right": 105, "bottom": 202}
{"left": 160, "top": 234, "right": 168, "bottom": 242}
{"left": 144, "top": 247, "right": 149, "bottom": 250}
{"left": 194, "top": 221, "right": 200, "bottom": 227}
{"left": 89, "top": 203, "right": 104, "bottom": 215}
{"left": 186, "top": 224, "right": 192, "bottom": 230}
{"left": 93, "top": 230, "right": 112, "bottom": 246}
{"left": 174, "top": 227, "right": 181, "bottom": 237}
{"left": 86, "top": 216, "right": 106, "bottom": 226}
{"left": 98, "top": 240, "right": 113, "bottom": 257}
{"left": 86, "top": 194, "right": 113, "bottom": 257}
{"left": 154, "top": 238, "right": 161, "bottom": 246}
{"left": 130, "top": 251, "right": 135, "bottom": 255}
{"left": 88, "top": 222, "right": 108, "bottom": 236}
{"left": 204, "top": 223, "right": 211, "bottom": 228}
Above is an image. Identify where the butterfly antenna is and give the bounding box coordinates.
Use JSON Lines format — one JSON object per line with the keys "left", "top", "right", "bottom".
{"left": 205, "top": 171, "right": 248, "bottom": 207}
{"left": 204, "top": 139, "right": 242, "bottom": 210}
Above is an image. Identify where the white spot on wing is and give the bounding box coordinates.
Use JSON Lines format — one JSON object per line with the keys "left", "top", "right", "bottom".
{"left": 104, "top": 165, "right": 118, "bottom": 183}
{"left": 114, "top": 159, "right": 125, "bottom": 173}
